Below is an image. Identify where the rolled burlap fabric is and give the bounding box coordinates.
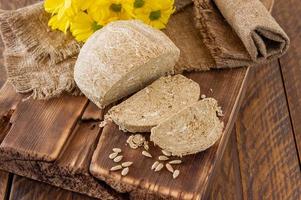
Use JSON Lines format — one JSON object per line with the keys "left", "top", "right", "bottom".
{"left": 194, "top": 0, "right": 289, "bottom": 68}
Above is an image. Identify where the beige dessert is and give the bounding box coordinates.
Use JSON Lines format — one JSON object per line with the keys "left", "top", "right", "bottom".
{"left": 150, "top": 98, "right": 224, "bottom": 157}
{"left": 74, "top": 20, "right": 180, "bottom": 108}
{"left": 106, "top": 75, "right": 200, "bottom": 132}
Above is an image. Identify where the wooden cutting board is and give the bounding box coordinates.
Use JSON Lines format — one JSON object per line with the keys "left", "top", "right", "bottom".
{"left": 0, "top": 66, "right": 250, "bottom": 199}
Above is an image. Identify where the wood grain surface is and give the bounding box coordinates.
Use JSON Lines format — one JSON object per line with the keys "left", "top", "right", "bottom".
{"left": 273, "top": 0, "right": 301, "bottom": 161}
{"left": 0, "top": 110, "right": 123, "bottom": 199}
{"left": 207, "top": 129, "right": 243, "bottom": 200}
{"left": 0, "top": 95, "right": 88, "bottom": 162}
{"left": 0, "top": 170, "right": 10, "bottom": 200}
{"left": 235, "top": 61, "right": 301, "bottom": 199}
{"left": 9, "top": 176, "right": 96, "bottom": 200}
{"left": 81, "top": 102, "right": 103, "bottom": 121}
{"left": 90, "top": 68, "right": 249, "bottom": 200}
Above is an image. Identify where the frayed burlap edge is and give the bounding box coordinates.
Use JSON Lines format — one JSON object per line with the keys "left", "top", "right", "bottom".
{"left": 0, "top": 3, "right": 82, "bottom": 99}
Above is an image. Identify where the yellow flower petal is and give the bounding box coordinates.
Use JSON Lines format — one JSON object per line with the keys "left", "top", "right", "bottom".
{"left": 48, "top": 14, "right": 70, "bottom": 34}
{"left": 88, "top": 0, "right": 134, "bottom": 24}
{"left": 44, "top": 0, "right": 64, "bottom": 13}
{"left": 133, "top": 0, "right": 175, "bottom": 29}
{"left": 71, "top": 12, "right": 104, "bottom": 42}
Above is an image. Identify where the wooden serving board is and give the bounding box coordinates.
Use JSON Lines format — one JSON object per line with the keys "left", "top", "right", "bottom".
{"left": 0, "top": 66, "right": 250, "bottom": 200}
{"left": 90, "top": 68, "right": 250, "bottom": 199}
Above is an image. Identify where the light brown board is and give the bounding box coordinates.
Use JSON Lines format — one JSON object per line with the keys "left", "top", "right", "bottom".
{"left": 9, "top": 176, "right": 97, "bottom": 200}
{"left": 0, "top": 83, "right": 22, "bottom": 142}
{"left": 90, "top": 68, "right": 249, "bottom": 199}
{"left": 0, "top": 95, "right": 88, "bottom": 162}
{"left": 235, "top": 61, "right": 301, "bottom": 199}
{"left": 273, "top": 0, "right": 301, "bottom": 160}
{"left": 0, "top": 112, "right": 122, "bottom": 199}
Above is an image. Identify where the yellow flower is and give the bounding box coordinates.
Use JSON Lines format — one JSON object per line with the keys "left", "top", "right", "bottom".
{"left": 45, "top": 0, "right": 76, "bottom": 34}
{"left": 48, "top": 14, "right": 71, "bottom": 34}
{"left": 89, "top": 0, "right": 134, "bottom": 23}
{"left": 133, "top": 0, "right": 175, "bottom": 29}
{"left": 70, "top": 11, "right": 104, "bottom": 42}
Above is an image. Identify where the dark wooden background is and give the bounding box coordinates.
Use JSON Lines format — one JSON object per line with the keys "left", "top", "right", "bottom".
{"left": 0, "top": 0, "right": 300, "bottom": 199}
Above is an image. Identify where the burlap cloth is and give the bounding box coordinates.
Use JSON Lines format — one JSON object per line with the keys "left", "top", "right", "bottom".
{"left": 0, "top": 3, "right": 81, "bottom": 99}
{"left": 193, "top": 0, "right": 289, "bottom": 68}
{"left": 0, "top": 0, "right": 289, "bottom": 99}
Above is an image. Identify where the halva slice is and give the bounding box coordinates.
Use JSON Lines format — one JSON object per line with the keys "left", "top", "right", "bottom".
{"left": 150, "top": 98, "right": 224, "bottom": 156}
{"left": 106, "top": 75, "right": 200, "bottom": 132}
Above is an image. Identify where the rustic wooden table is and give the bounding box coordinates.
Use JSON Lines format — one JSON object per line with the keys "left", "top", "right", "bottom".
{"left": 0, "top": 0, "right": 300, "bottom": 200}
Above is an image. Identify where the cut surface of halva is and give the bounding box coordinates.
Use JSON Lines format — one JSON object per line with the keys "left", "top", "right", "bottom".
{"left": 106, "top": 75, "right": 200, "bottom": 132}
{"left": 74, "top": 20, "right": 180, "bottom": 108}
{"left": 150, "top": 98, "right": 224, "bottom": 156}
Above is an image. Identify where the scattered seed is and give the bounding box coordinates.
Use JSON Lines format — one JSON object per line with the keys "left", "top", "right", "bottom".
{"left": 110, "top": 165, "right": 122, "bottom": 171}
{"left": 169, "top": 160, "right": 182, "bottom": 164}
{"left": 143, "top": 141, "right": 149, "bottom": 151}
{"left": 132, "top": 134, "right": 145, "bottom": 145}
{"left": 165, "top": 163, "right": 174, "bottom": 173}
{"left": 99, "top": 120, "right": 107, "bottom": 128}
{"left": 151, "top": 161, "right": 160, "bottom": 170}
{"left": 127, "top": 134, "right": 146, "bottom": 149}
{"left": 201, "top": 94, "right": 206, "bottom": 99}
{"left": 158, "top": 155, "right": 169, "bottom": 161}
{"left": 112, "top": 148, "right": 122, "bottom": 153}
{"left": 173, "top": 170, "right": 180, "bottom": 179}
{"left": 121, "top": 167, "right": 129, "bottom": 176}
{"left": 113, "top": 155, "right": 123, "bottom": 162}
{"left": 109, "top": 152, "right": 118, "bottom": 159}
{"left": 217, "top": 111, "right": 224, "bottom": 117}
{"left": 161, "top": 150, "right": 171, "bottom": 157}
{"left": 217, "top": 106, "right": 224, "bottom": 117}
{"left": 122, "top": 161, "right": 133, "bottom": 167}
{"left": 142, "top": 151, "right": 152, "bottom": 158}
{"left": 154, "top": 163, "right": 164, "bottom": 172}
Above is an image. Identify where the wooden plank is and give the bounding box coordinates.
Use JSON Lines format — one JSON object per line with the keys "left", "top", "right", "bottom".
{"left": 273, "top": 0, "right": 301, "bottom": 160}
{"left": 0, "top": 95, "right": 88, "bottom": 162}
{"left": 0, "top": 83, "right": 22, "bottom": 142}
{"left": 81, "top": 102, "right": 103, "bottom": 121}
{"left": 207, "top": 129, "right": 243, "bottom": 200}
{"left": 0, "top": 170, "right": 10, "bottom": 200}
{"left": 90, "top": 68, "right": 250, "bottom": 200}
{"left": 235, "top": 61, "right": 301, "bottom": 199}
{"left": 9, "top": 176, "right": 96, "bottom": 200}
{"left": 55, "top": 122, "right": 101, "bottom": 173}
{"left": 0, "top": 108, "right": 123, "bottom": 199}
